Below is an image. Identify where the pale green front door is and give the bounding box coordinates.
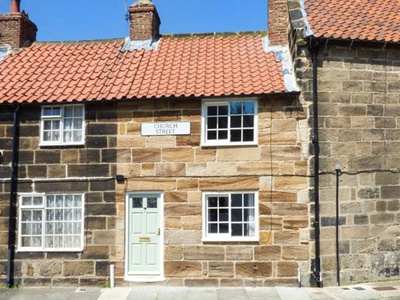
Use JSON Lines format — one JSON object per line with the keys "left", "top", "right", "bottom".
{"left": 127, "top": 194, "right": 162, "bottom": 276}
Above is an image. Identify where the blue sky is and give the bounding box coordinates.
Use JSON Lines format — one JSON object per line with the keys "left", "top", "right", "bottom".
{"left": 0, "top": 1, "right": 268, "bottom": 41}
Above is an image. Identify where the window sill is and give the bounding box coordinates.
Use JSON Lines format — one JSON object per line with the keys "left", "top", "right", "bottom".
{"left": 201, "top": 142, "right": 258, "bottom": 148}
{"left": 202, "top": 237, "right": 259, "bottom": 243}
{"left": 17, "top": 248, "right": 84, "bottom": 252}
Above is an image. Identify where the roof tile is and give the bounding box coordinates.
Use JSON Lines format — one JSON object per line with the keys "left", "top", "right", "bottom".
{"left": 305, "top": 0, "right": 400, "bottom": 43}
{"left": 0, "top": 34, "right": 288, "bottom": 104}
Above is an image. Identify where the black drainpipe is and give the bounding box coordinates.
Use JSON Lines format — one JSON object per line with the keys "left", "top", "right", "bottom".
{"left": 310, "top": 40, "right": 322, "bottom": 287}
{"left": 7, "top": 105, "right": 20, "bottom": 287}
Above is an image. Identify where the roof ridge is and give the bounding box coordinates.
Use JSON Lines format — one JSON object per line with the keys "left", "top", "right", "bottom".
{"left": 161, "top": 31, "right": 267, "bottom": 38}
{"left": 33, "top": 38, "right": 124, "bottom": 46}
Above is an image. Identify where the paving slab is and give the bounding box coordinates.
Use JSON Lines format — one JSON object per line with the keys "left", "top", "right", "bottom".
{"left": 275, "top": 287, "right": 313, "bottom": 300}
{"left": 127, "top": 287, "right": 160, "bottom": 300}
{"left": 187, "top": 288, "right": 218, "bottom": 300}
{"left": 246, "top": 287, "right": 281, "bottom": 300}
{"left": 0, "top": 287, "right": 101, "bottom": 300}
{"left": 98, "top": 287, "right": 131, "bottom": 300}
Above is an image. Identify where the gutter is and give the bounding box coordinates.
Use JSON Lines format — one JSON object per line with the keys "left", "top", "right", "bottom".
{"left": 310, "top": 39, "right": 322, "bottom": 287}
{"left": 7, "top": 105, "right": 20, "bottom": 287}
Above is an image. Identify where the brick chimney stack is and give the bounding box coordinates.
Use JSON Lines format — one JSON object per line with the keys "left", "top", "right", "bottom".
{"left": 129, "top": 0, "right": 160, "bottom": 41}
{"left": 0, "top": 0, "right": 37, "bottom": 49}
{"left": 268, "top": 0, "right": 289, "bottom": 46}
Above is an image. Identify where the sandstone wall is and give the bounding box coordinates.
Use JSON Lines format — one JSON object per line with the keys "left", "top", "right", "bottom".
{"left": 114, "top": 95, "right": 311, "bottom": 287}
{"left": 0, "top": 103, "right": 117, "bottom": 286}
{"left": 296, "top": 43, "right": 400, "bottom": 286}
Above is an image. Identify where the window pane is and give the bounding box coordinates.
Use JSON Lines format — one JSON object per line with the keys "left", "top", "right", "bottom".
{"left": 208, "top": 209, "right": 218, "bottom": 222}
{"left": 45, "top": 237, "right": 54, "bottom": 248}
{"left": 218, "top": 130, "right": 228, "bottom": 140}
{"left": 207, "top": 131, "right": 217, "bottom": 140}
{"left": 46, "top": 222, "right": 54, "bottom": 234}
{"left": 22, "top": 237, "right": 31, "bottom": 247}
{"left": 231, "top": 116, "right": 241, "bottom": 128}
{"left": 219, "top": 117, "right": 228, "bottom": 128}
{"left": 73, "top": 106, "right": 83, "bottom": 117}
{"left": 231, "top": 194, "right": 242, "bottom": 207}
{"left": 73, "top": 222, "right": 81, "bottom": 234}
{"left": 230, "top": 102, "right": 242, "bottom": 114}
{"left": 53, "top": 120, "right": 60, "bottom": 130}
{"left": 32, "top": 223, "right": 42, "bottom": 235}
{"left": 208, "top": 197, "right": 218, "bottom": 207}
{"left": 22, "top": 197, "right": 32, "bottom": 206}
{"left": 232, "top": 209, "right": 243, "bottom": 221}
{"left": 219, "top": 223, "right": 229, "bottom": 233}
{"left": 244, "top": 194, "right": 255, "bottom": 207}
{"left": 55, "top": 209, "right": 63, "bottom": 221}
{"left": 22, "top": 223, "right": 31, "bottom": 235}
{"left": 64, "top": 119, "right": 72, "bottom": 130}
{"left": 243, "top": 102, "right": 254, "bottom": 114}
{"left": 208, "top": 117, "right": 217, "bottom": 129}
{"left": 243, "top": 209, "right": 254, "bottom": 221}
{"left": 74, "top": 196, "right": 82, "bottom": 207}
{"left": 231, "top": 130, "right": 241, "bottom": 142}
{"left": 33, "top": 211, "right": 42, "bottom": 221}
{"left": 243, "top": 129, "right": 254, "bottom": 142}
{"left": 232, "top": 224, "right": 243, "bottom": 236}
{"left": 132, "top": 198, "right": 143, "bottom": 208}
{"left": 147, "top": 197, "right": 158, "bottom": 208}
{"left": 64, "top": 106, "right": 73, "bottom": 117}
{"left": 243, "top": 116, "right": 254, "bottom": 128}
{"left": 209, "top": 224, "right": 218, "bottom": 233}
{"left": 220, "top": 209, "right": 229, "bottom": 221}
{"left": 218, "top": 106, "right": 228, "bottom": 115}
{"left": 47, "top": 209, "right": 54, "bottom": 221}
{"left": 22, "top": 210, "right": 31, "bottom": 221}
{"left": 56, "top": 196, "right": 63, "bottom": 207}
{"left": 43, "top": 120, "right": 52, "bottom": 130}
{"left": 218, "top": 197, "right": 229, "bottom": 207}
{"left": 32, "top": 237, "right": 42, "bottom": 247}
{"left": 207, "top": 106, "right": 217, "bottom": 116}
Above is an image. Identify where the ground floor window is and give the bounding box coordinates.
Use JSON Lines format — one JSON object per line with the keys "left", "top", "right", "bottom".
{"left": 18, "top": 193, "right": 84, "bottom": 251}
{"left": 202, "top": 191, "right": 258, "bottom": 242}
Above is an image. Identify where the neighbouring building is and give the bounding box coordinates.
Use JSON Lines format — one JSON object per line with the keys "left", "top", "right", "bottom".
{"left": 278, "top": 0, "right": 400, "bottom": 287}
{"left": 0, "top": 0, "right": 313, "bottom": 287}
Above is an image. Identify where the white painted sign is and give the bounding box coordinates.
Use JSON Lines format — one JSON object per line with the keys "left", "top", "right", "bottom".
{"left": 141, "top": 122, "right": 191, "bottom": 136}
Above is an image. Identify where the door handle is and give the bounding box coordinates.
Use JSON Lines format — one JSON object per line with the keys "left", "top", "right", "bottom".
{"left": 157, "top": 228, "right": 160, "bottom": 235}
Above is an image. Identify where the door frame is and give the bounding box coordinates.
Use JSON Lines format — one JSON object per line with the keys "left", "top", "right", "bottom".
{"left": 124, "top": 191, "right": 164, "bottom": 282}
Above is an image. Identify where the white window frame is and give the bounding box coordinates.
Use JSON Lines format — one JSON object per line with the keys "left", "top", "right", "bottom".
{"left": 17, "top": 193, "right": 85, "bottom": 252}
{"left": 40, "top": 104, "right": 85, "bottom": 146}
{"left": 201, "top": 98, "right": 258, "bottom": 146}
{"left": 202, "top": 191, "right": 259, "bottom": 242}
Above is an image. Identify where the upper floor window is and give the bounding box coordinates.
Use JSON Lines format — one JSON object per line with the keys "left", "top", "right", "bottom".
{"left": 40, "top": 105, "right": 85, "bottom": 146}
{"left": 18, "top": 193, "right": 84, "bottom": 252}
{"left": 201, "top": 99, "right": 257, "bottom": 146}
{"left": 202, "top": 191, "right": 259, "bottom": 242}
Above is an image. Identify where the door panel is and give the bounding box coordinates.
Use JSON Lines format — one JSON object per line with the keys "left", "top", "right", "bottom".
{"left": 127, "top": 194, "right": 162, "bottom": 276}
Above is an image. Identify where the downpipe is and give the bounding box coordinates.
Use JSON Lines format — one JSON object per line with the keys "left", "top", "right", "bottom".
{"left": 7, "top": 105, "right": 20, "bottom": 287}
{"left": 311, "top": 41, "right": 322, "bottom": 287}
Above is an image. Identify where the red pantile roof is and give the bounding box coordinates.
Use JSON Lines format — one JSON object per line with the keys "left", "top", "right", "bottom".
{"left": 0, "top": 34, "right": 287, "bottom": 104}
{"left": 305, "top": 0, "right": 400, "bottom": 43}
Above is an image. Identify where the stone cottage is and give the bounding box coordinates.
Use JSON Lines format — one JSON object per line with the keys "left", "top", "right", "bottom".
{"left": 0, "top": 0, "right": 312, "bottom": 287}
{"left": 272, "top": 0, "right": 400, "bottom": 287}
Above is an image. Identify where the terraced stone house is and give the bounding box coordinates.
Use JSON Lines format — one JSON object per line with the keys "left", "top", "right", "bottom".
{"left": 280, "top": 0, "right": 400, "bottom": 287}
{"left": 0, "top": 0, "right": 311, "bottom": 287}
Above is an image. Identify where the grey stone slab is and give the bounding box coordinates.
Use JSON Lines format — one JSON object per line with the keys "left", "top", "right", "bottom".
{"left": 305, "top": 290, "right": 337, "bottom": 300}
{"left": 127, "top": 287, "right": 159, "bottom": 300}
{"left": 275, "top": 287, "right": 313, "bottom": 300}
{"left": 325, "top": 289, "right": 380, "bottom": 300}
{"left": 218, "top": 288, "right": 248, "bottom": 300}
{"left": 156, "top": 288, "right": 188, "bottom": 300}
{"left": 0, "top": 287, "right": 94, "bottom": 300}
{"left": 187, "top": 288, "right": 217, "bottom": 300}
{"left": 246, "top": 287, "right": 281, "bottom": 300}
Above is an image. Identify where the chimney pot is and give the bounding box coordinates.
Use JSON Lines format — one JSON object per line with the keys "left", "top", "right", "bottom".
{"left": 10, "top": 0, "right": 21, "bottom": 13}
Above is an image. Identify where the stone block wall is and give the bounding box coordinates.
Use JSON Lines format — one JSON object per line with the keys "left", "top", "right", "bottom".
{"left": 295, "top": 43, "right": 400, "bottom": 285}
{"left": 0, "top": 103, "right": 117, "bottom": 286}
{"left": 114, "top": 95, "right": 311, "bottom": 287}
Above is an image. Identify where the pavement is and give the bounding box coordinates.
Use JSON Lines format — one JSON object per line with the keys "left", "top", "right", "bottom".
{"left": 0, "top": 281, "right": 400, "bottom": 300}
